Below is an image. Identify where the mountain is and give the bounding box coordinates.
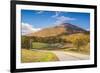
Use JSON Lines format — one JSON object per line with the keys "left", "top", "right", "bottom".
{"left": 26, "top": 23, "right": 88, "bottom": 37}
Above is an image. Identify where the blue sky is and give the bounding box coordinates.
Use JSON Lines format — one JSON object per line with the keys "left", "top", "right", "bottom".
{"left": 21, "top": 9, "right": 90, "bottom": 35}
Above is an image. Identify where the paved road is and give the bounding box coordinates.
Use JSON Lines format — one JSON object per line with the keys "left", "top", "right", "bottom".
{"left": 50, "top": 51, "right": 89, "bottom": 61}
{"left": 31, "top": 49, "right": 89, "bottom": 61}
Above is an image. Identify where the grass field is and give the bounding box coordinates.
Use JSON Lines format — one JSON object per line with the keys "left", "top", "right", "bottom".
{"left": 32, "top": 42, "right": 49, "bottom": 49}
{"left": 32, "top": 42, "right": 63, "bottom": 49}
{"left": 21, "top": 49, "right": 59, "bottom": 63}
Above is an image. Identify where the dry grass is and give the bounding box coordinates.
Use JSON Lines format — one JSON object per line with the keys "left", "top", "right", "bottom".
{"left": 62, "top": 43, "right": 90, "bottom": 55}
{"left": 21, "top": 49, "right": 59, "bottom": 63}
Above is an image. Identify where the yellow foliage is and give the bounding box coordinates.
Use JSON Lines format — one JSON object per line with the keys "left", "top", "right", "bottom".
{"left": 61, "top": 33, "right": 90, "bottom": 51}
{"left": 61, "top": 33, "right": 90, "bottom": 43}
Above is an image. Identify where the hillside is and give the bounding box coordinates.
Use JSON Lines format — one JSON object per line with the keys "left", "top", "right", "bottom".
{"left": 26, "top": 23, "right": 88, "bottom": 37}
{"left": 22, "top": 23, "right": 90, "bottom": 54}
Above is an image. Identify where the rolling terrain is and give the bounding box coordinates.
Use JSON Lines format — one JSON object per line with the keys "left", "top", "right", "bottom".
{"left": 21, "top": 23, "right": 90, "bottom": 62}
{"left": 26, "top": 23, "right": 88, "bottom": 37}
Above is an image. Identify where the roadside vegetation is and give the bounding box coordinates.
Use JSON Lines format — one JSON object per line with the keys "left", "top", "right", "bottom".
{"left": 21, "top": 49, "right": 59, "bottom": 63}
{"left": 21, "top": 33, "right": 90, "bottom": 63}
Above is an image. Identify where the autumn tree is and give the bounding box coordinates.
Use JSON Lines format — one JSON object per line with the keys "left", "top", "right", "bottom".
{"left": 71, "top": 34, "right": 89, "bottom": 51}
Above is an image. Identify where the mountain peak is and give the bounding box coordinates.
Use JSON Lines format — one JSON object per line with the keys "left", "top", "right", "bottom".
{"left": 59, "top": 23, "right": 73, "bottom": 27}
{"left": 26, "top": 23, "right": 87, "bottom": 37}
{"left": 58, "top": 23, "right": 86, "bottom": 32}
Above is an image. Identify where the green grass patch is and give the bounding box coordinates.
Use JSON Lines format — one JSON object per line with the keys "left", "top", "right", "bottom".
{"left": 32, "top": 42, "right": 49, "bottom": 49}
{"left": 32, "top": 42, "right": 64, "bottom": 49}
{"left": 21, "top": 49, "right": 59, "bottom": 63}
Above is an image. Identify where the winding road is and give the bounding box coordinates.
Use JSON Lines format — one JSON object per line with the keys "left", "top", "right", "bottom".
{"left": 32, "top": 49, "right": 89, "bottom": 61}
{"left": 50, "top": 50, "right": 89, "bottom": 61}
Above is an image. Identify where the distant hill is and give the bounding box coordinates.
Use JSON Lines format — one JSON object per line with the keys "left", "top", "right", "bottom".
{"left": 25, "top": 23, "right": 88, "bottom": 37}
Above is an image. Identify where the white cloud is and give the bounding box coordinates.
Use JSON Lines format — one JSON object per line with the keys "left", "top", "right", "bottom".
{"left": 21, "top": 22, "right": 41, "bottom": 35}
{"left": 86, "top": 28, "right": 90, "bottom": 31}
{"left": 37, "top": 11, "right": 44, "bottom": 14}
{"left": 54, "top": 16, "right": 76, "bottom": 24}
{"left": 52, "top": 11, "right": 60, "bottom": 18}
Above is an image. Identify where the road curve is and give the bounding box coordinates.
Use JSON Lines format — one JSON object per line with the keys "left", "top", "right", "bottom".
{"left": 50, "top": 51, "right": 89, "bottom": 61}
{"left": 31, "top": 49, "right": 89, "bottom": 61}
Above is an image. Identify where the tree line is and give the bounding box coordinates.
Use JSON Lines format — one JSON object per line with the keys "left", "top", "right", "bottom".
{"left": 21, "top": 33, "right": 90, "bottom": 51}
